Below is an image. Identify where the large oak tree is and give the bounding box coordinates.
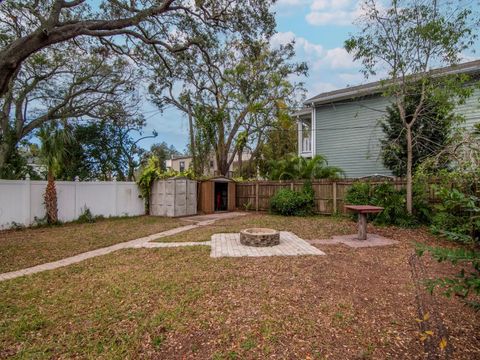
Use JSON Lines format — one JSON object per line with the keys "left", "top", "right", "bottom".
{"left": 0, "top": 41, "right": 141, "bottom": 171}
{"left": 149, "top": 39, "right": 307, "bottom": 176}
{"left": 0, "top": 0, "right": 275, "bottom": 97}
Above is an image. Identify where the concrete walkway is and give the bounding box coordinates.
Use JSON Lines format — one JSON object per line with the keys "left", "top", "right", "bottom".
{"left": 0, "top": 212, "right": 246, "bottom": 282}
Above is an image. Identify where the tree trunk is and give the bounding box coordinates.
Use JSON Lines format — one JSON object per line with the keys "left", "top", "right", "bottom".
{"left": 187, "top": 102, "right": 198, "bottom": 176}
{"left": 44, "top": 171, "right": 58, "bottom": 224}
{"left": 216, "top": 148, "right": 230, "bottom": 177}
{"left": 0, "top": 141, "right": 11, "bottom": 171}
{"left": 406, "top": 125, "right": 413, "bottom": 214}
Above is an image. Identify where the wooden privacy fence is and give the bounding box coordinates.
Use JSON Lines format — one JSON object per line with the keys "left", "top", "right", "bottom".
{"left": 235, "top": 179, "right": 438, "bottom": 215}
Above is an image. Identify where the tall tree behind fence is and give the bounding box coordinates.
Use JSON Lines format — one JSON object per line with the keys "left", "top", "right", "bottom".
{"left": 236, "top": 179, "right": 439, "bottom": 214}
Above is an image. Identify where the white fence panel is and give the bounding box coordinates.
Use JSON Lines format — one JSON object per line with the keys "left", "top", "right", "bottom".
{"left": 0, "top": 181, "right": 27, "bottom": 226}
{"left": 30, "top": 181, "right": 47, "bottom": 222}
{"left": 116, "top": 182, "right": 145, "bottom": 216}
{"left": 0, "top": 179, "right": 145, "bottom": 229}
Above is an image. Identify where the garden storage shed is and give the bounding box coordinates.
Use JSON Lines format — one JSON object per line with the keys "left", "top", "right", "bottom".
{"left": 150, "top": 178, "right": 197, "bottom": 217}
{"left": 199, "top": 177, "right": 236, "bottom": 214}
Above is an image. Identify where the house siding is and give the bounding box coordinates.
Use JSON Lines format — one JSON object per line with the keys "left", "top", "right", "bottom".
{"left": 315, "top": 96, "right": 393, "bottom": 178}
{"left": 314, "top": 89, "right": 480, "bottom": 178}
{"left": 456, "top": 88, "right": 480, "bottom": 129}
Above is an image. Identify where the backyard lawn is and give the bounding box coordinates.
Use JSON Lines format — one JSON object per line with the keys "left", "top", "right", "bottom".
{"left": 0, "top": 216, "right": 186, "bottom": 273}
{"left": 0, "top": 213, "right": 479, "bottom": 359}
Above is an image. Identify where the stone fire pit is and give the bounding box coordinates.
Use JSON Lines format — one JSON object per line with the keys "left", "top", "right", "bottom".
{"left": 240, "top": 228, "right": 280, "bottom": 247}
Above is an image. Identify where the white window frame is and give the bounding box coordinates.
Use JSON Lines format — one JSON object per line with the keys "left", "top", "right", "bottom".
{"left": 311, "top": 105, "right": 316, "bottom": 156}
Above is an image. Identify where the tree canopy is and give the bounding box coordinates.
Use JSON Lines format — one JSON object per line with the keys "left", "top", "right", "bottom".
{"left": 149, "top": 38, "right": 307, "bottom": 176}
{"left": 0, "top": 0, "right": 276, "bottom": 97}
{"left": 0, "top": 0, "right": 280, "bottom": 179}
{"left": 0, "top": 40, "right": 142, "bottom": 173}
{"left": 265, "top": 154, "right": 344, "bottom": 181}
{"left": 381, "top": 92, "right": 459, "bottom": 177}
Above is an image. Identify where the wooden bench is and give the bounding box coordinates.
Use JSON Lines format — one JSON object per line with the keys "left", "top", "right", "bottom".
{"left": 345, "top": 205, "right": 384, "bottom": 240}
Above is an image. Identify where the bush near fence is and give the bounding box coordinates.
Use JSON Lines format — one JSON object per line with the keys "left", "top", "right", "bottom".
{"left": 235, "top": 178, "right": 441, "bottom": 215}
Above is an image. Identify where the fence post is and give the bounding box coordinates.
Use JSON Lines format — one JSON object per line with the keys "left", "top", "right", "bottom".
{"left": 113, "top": 176, "right": 118, "bottom": 217}
{"left": 290, "top": 182, "right": 294, "bottom": 190}
{"left": 24, "top": 174, "right": 31, "bottom": 226}
{"left": 74, "top": 176, "right": 79, "bottom": 219}
{"left": 332, "top": 181, "right": 337, "bottom": 214}
{"left": 255, "top": 182, "right": 259, "bottom": 212}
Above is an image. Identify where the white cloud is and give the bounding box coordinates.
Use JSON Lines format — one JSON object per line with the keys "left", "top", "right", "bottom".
{"left": 276, "top": 0, "right": 308, "bottom": 5}
{"left": 271, "top": 32, "right": 365, "bottom": 98}
{"left": 338, "top": 72, "right": 365, "bottom": 84}
{"left": 306, "top": 0, "right": 364, "bottom": 26}
{"left": 310, "top": 0, "right": 351, "bottom": 11}
{"left": 271, "top": 32, "right": 358, "bottom": 72}
{"left": 310, "top": 82, "right": 339, "bottom": 94}
{"left": 270, "top": 31, "right": 296, "bottom": 47}
{"left": 271, "top": 31, "right": 323, "bottom": 57}
{"left": 321, "top": 47, "right": 355, "bottom": 69}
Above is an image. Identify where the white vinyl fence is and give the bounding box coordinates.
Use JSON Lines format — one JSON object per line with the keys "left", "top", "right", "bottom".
{"left": 0, "top": 178, "right": 145, "bottom": 229}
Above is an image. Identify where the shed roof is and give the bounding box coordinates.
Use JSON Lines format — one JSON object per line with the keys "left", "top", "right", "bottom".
{"left": 204, "top": 176, "right": 235, "bottom": 183}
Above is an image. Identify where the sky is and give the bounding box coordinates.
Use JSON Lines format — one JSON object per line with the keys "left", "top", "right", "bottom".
{"left": 138, "top": 0, "right": 480, "bottom": 153}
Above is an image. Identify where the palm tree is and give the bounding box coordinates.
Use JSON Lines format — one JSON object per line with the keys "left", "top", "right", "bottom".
{"left": 38, "top": 123, "right": 71, "bottom": 224}
{"left": 266, "top": 154, "right": 344, "bottom": 180}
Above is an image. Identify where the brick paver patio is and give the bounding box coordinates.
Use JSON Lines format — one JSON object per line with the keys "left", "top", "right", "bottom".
{"left": 210, "top": 231, "right": 326, "bottom": 258}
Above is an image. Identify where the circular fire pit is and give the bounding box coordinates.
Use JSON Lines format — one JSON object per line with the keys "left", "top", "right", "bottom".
{"left": 240, "top": 228, "right": 280, "bottom": 247}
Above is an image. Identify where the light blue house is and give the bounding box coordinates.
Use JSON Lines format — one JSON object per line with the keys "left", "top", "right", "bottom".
{"left": 296, "top": 60, "right": 480, "bottom": 178}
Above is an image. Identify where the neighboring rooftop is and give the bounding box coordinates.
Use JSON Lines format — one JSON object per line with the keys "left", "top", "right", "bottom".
{"left": 170, "top": 155, "right": 192, "bottom": 160}
{"left": 304, "top": 60, "right": 480, "bottom": 107}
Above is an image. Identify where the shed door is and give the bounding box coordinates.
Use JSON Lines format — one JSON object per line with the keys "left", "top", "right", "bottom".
{"left": 227, "top": 182, "right": 236, "bottom": 211}
{"left": 200, "top": 181, "right": 214, "bottom": 214}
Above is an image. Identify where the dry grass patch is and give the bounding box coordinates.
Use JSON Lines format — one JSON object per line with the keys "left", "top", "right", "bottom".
{"left": 155, "top": 213, "right": 357, "bottom": 243}
{"left": 0, "top": 216, "right": 186, "bottom": 273}
{"left": 1, "top": 214, "right": 478, "bottom": 359}
{"left": 0, "top": 215, "right": 478, "bottom": 359}
{"left": 0, "top": 231, "right": 478, "bottom": 359}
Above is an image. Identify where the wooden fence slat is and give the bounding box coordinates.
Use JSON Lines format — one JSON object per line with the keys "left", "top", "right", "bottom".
{"left": 235, "top": 178, "right": 443, "bottom": 215}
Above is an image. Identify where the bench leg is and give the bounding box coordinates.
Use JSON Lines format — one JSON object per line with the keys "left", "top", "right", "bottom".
{"left": 358, "top": 213, "right": 367, "bottom": 240}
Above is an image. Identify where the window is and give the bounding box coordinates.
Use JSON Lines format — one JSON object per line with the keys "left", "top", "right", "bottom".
{"left": 179, "top": 161, "right": 185, "bottom": 172}
{"left": 210, "top": 160, "right": 214, "bottom": 168}
{"left": 301, "top": 119, "right": 312, "bottom": 153}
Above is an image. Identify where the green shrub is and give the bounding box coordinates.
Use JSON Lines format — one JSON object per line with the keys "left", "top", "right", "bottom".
{"left": 77, "top": 207, "right": 96, "bottom": 224}
{"left": 269, "top": 183, "right": 315, "bottom": 216}
{"left": 345, "top": 181, "right": 417, "bottom": 226}
{"left": 430, "top": 186, "right": 480, "bottom": 244}
{"left": 345, "top": 182, "right": 371, "bottom": 205}
{"left": 370, "top": 183, "right": 412, "bottom": 226}
{"left": 416, "top": 244, "right": 480, "bottom": 311}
